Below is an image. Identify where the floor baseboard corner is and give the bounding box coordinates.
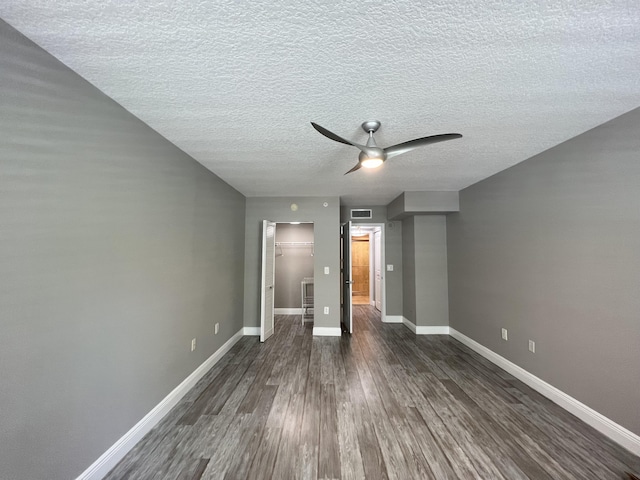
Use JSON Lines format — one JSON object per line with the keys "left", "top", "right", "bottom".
{"left": 243, "top": 327, "right": 260, "bottom": 336}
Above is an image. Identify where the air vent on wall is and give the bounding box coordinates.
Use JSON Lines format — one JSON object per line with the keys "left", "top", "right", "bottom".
{"left": 351, "top": 209, "right": 372, "bottom": 219}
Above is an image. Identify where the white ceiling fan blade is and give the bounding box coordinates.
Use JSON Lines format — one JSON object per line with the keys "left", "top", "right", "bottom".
{"left": 384, "top": 133, "right": 462, "bottom": 159}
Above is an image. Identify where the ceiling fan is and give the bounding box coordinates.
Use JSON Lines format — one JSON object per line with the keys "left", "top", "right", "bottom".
{"left": 311, "top": 120, "right": 462, "bottom": 174}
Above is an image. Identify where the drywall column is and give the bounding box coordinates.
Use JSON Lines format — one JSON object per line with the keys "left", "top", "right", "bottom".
{"left": 403, "top": 215, "right": 449, "bottom": 328}
{"left": 402, "top": 217, "right": 417, "bottom": 324}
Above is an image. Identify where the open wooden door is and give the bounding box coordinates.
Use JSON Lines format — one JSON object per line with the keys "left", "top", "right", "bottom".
{"left": 260, "top": 220, "right": 276, "bottom": 342}
{"left": 341, "top": 221, "right": 353, "bottom": 334}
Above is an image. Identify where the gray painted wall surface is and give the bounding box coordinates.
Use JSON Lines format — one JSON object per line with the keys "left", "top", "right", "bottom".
{"left": 274, "top": 223, "right": 314, "bottom": 308}
{"left": 340, "top": 206, "right": 403, "bottom": 316}
{"left": 402, "top": 217, "right": 417, "bottom": 323}
{"left": 402, "top": 216, "right": 449, "bottom": 326}
{"left": 447, "top": 107, "right": 640, "bottom": 436}
{"left": 244, "top": 197, "right": 340, "bottom": 329}
{"left": 0, "top": 22, "right": 246, "bottom": 480}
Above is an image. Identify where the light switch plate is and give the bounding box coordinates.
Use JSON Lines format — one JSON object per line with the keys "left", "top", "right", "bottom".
{"left": 386, "top": 264, "right": 394, "bottom": 271}
{"left": 324, "top": 266, "right": 330, "bottom": 274}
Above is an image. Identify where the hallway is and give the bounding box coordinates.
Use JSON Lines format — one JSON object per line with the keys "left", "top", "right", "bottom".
{"left": 105, "top": 307, "right": 640, "bottom": 479}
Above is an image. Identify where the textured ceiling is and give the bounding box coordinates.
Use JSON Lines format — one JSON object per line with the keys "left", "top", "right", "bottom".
{"left": 1, "top": 1, "right": 639, "bottom": 205}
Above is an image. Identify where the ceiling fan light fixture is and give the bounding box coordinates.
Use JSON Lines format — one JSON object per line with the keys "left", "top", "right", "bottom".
{"left": 361, "top": 158, "right": 384, "bottom": 169}
{"left": 310, "top": 121, "right": 462, "bottom": 175}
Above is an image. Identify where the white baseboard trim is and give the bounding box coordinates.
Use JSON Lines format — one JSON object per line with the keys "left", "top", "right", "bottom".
{"left": 76, "top": 328, "right": 245, "bottom": 480}
{"left": 449, "top": 328, "right": 640, "bottom": 457}
{"left": 312, "top": 327, "right": 342, "bottom": 336}
{"left": 274, "top": 308, "right": 302, "bottom": 314}
{"left": 416, "top": 325, "right": 450, "bottom": 335}
{"left": 402, "top": 317, "right": 416, "bottom": 333}
{"left": 383, "top": 315, "right": 403, "bottom": 323}
{"left": 243, "top": 327, "right": 260, "bottom": 336}
{"left": 401, "top": 317, "right": 449, "bottom": 335}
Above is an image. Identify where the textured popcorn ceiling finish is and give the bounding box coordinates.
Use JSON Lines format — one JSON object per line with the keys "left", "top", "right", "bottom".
{"left": 2, "top": 1, "right": 639, "bottom": 205}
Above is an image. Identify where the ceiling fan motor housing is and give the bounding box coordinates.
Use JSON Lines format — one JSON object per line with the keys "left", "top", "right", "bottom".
{"left": 361, "top": 120, "right": 381, "bottom": 133}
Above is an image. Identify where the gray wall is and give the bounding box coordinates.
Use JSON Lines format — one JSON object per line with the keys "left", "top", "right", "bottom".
{"left": 447, "top": 107, "right": 640, "bottom": 436}
{"left": 244, "top": 197, "right": 340, "bottom": 329}
{"left": 0, "top": 21, "right": 246, "bottom": 480}
{"left": 274, "top": 223, "right": 314, "bottom": 308}
{"left": 340, "top": 206, "right": 403, "bottom": 316}
{"left": 402, "top": 217, "right": 417, "bottom": 323}
{"left": 402, "top": 216, "right": 449, "bottom": 326}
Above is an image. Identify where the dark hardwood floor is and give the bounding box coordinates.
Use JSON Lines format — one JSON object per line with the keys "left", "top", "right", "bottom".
{"left": 105, "top": 306, "right": 640, "bottom": 479}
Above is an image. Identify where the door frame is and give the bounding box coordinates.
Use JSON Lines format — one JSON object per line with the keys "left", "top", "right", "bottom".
{"left": 341, "top": 221, "right": 353, "bottom": 334}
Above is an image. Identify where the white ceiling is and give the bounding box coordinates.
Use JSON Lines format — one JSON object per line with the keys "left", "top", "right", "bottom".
{"left": 2, "top": 1, "right": 639, "bottom": 205}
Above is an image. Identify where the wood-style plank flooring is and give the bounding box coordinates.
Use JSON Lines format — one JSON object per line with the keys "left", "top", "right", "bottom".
{"left": 105, "top": 306, "right": 640, "bottom": 479}
{"left": 352, "top": 295, "right": 370, "bottom": 305}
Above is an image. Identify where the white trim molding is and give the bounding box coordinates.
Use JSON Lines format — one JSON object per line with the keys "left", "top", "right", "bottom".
{"left": 403, "top": 317, "right": 416, "bottom": 333}
{"left": 449, "top": 328, "right": 640, "bottom": 457}
{"left": 402, "top": 317, "right": 450, "bottom": 335}
{"left": 243, "top": 327, "right": 260, "bottom": 336}
{"left": 383, "top": 315, "right": 404, "bottom": 323}
{"left": 312, "top": 327, "right": 342, "bottom": 336}
{"left": 274, "top": 308, "right": 302, "bottom": 315}
{"left": 416, "top": 325, "right": 450, "bottom": 335}
{"left": 76, "top": 328, "right": 245, "bottom": 480}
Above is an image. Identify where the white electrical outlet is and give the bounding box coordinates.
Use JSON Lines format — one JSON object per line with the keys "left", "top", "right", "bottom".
{"left": 529, "top": 340, "right": 535, "bottom": 353}
{"left": 324, "top": 266, "right": 330, "bottom": 275}
{"left": 191, "top": 338, "right": 196, "bottom": 351}
{"left": 386, "top": 264, "right": 394, "bottom": 271}
{"left": 501, "top": 328, "right": 508, "bottom": 341}
{"left": 324, "top": 306, "right": 329, "bottom": 315}
{"left": 215, "top": 323, "right": 219, "bottom": 335}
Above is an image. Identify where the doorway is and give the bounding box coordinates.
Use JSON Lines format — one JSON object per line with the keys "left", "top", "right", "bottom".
{"left": 274, "top": 223, "right": 314, "bottom": 318}
{"left": 341, "top": 223, "right": 385, "bottom": 333}
{"left": 261, "top": 221, "right": 315, "bottom": 342}
{"left": 351, "top": 224, "right": 384, "bottom": 313}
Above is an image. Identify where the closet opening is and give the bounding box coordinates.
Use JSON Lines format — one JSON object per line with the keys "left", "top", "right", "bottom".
{"left": 273, "top": 222, "right": 315, "bottom": 325}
